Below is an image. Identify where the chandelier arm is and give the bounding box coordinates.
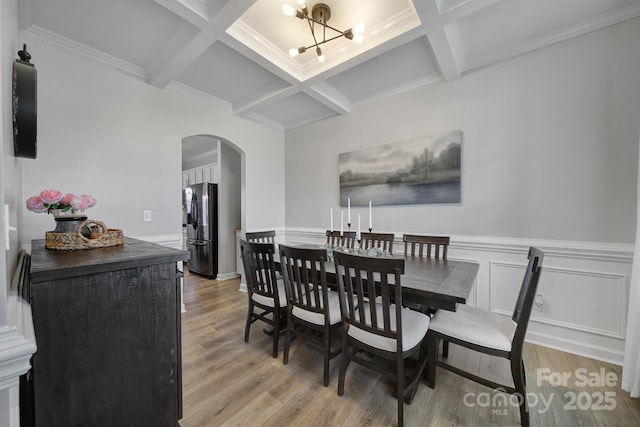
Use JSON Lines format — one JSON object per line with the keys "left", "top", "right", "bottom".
{"left": 303, "top": 16, "right": 346, "bottom": 35}
{"left": 302, "top": 33, "right": 354, "bottom": 50}
{"left": 305, "top": 17, "right": 322, "bottom": 47}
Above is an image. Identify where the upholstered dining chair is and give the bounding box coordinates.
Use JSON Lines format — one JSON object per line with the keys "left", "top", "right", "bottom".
{"left": 333, "top": 251, "right": 430, "bottom": 427}
{"left": 240, "top": 239, "right": 287, "bottom": 358}
{"left": 245, "top": 230, "right": 276, "bottom": 244}
{"left": 326, "top": 230, "right": 357, "bottom": 249}
{"left": 279, "top": 244, "right": 342, "bottom": 386}
{"left": 403, "top": 234, "right": 450, "bottom": 259}
{"left": 427, "top": 247, "right": 544, "bottom": 426}
{"left": 359, "top": 232, "right": 395, "bottom": 254}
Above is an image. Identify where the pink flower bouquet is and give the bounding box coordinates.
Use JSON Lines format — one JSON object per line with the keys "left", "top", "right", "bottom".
{"left": 26, "top": 189, "right": 97, "bottom": 215}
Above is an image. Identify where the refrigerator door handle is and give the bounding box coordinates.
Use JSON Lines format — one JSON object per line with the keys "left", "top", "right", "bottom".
{"left": 191, "top": 193, "right": 199, "bottom": 230}
{"left": 188, "top": 241, "right": 208, "bottom": 247}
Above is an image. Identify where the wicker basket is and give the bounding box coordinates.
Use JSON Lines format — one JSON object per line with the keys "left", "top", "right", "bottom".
{"left": 45, "top": 219, "right": 124, "bottom": 250}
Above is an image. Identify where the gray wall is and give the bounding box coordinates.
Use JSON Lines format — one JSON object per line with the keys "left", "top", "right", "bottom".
{"left": 218, "top": 141, "right": 241, "bottom": 278}
{"left": 285, "top": 18, "right": 640, "bottom": 244}
{"left": 19, "top": 35, "right": 285, "bottom": 244}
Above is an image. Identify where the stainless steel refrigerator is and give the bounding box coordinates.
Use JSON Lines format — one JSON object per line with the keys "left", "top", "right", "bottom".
{"left": 184, "top": 183, "right": 218, "bottom": 278}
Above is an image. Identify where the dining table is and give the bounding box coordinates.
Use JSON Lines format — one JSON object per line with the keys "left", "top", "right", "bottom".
{"left": 276, "top": 244, "right": 479, "bottom": 313}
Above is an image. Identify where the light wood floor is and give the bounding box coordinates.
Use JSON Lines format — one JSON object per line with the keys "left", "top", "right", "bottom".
{"left": 179, "top": 271, "right": 640, "bottom": 427}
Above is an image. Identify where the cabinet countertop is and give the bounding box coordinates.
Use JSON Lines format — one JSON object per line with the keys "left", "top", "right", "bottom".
{"left": 30, "top": 237, "right": 190, "bottom": 283}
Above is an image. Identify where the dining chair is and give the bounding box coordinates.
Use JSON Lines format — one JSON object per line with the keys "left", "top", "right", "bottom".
{"left": 326, "top": 230, "right": 357, "bottom": 249}
{"left": 279, "top": 244, "right": 342, "bottom": 386}
{"left": 333, "top": 251, "right": 430, "bottom": 427}
{"left": 403, "top": 234, "right": 450, "bottom": 259}
{"left": 245, "top": 230, "right": 276, "bottom": 244}
{"left": 359, "top": 232, "right": 395, "bottom": 254}
{"left": 240, "top": 239, "right": 287, "bottom": 358}
{"left": 427, "top": 247, "right": 544, "bottom": 426}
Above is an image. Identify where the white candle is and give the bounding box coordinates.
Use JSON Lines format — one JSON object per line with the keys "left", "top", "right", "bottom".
{"left": 368, "top": 200, "right": 372, "bottom": 230}
{"left": 357, "top": 213, "right": 361, "bottom": 240}
{"left": 330, "top": 208, "right": 334, "bottom": 231}
{"left": 340, "top": 210, "right": 344, "bottom": 235}
{"left": 348, "top": 198, "right": 351, "bottom": 224}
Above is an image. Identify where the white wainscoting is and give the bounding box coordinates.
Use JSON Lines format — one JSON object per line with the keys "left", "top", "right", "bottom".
{"left": 283, "top": 228, "right": 633, "bottom": 365}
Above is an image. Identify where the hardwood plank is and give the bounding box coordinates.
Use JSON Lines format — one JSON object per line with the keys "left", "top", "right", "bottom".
{"left": 179, "top": 271, "right": 640, "bottom": 426}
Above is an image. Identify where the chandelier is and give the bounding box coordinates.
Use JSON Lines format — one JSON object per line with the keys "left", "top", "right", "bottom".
{"left": 282, "top": 1, "right": 364, "bottom": 63}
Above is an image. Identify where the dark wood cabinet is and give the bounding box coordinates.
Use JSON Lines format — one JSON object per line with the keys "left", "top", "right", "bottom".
{"left": 29, "top": 237, "right": 189, "bottom": 427}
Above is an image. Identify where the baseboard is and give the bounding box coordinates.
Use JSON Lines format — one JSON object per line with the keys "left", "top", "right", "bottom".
{"left": 217, "top": 272, "right": 240, "bottom": 281}
{"left": 282, "top": 227, "right": 634, "bottom": 365}
{"left": 0, "top": 326, "right": 36, "bottom": 391}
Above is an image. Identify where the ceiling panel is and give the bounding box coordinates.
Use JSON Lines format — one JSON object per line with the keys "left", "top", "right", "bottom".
{"left": 252, "top": 92, "right": 338, "bottom": 128}
{"left": 29, "top": 0, "right": 194, "bottom": 68}
{"left": 175, "top": 41, "right": 290, "bottom": 105}
{"left": 454, "top": 0, "right": 639, "bottom": 60}
{"left": 19, "top": 0, "right": 640, "bottom": 129}
{"left": 326, "top": 37, "right": 439, "bottom": 104}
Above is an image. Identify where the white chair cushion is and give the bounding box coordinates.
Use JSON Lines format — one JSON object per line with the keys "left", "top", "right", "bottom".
{"left": 347, "top": 303, "right": 430, "bottom": 352}
{"left": 292, "top": 289, "right": 342, "bottom": 326}
{"left": 252, "top": 278, "right": 287, "bottom": 307}
{"left": 429, "top": 305, "right": 517, "bottom": 352}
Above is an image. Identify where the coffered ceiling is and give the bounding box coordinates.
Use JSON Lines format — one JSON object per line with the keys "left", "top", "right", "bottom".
{"left": 19, "top": 0, "right": 640, "bottom": 129}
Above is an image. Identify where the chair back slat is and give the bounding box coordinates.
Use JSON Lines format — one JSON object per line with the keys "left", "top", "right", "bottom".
{"left": 334, "top": 252, "right": 404, "bottom": 343}
{"left": 240, "top": 239, "right": 281, "bottom": 306}
{"left": 246, "top": 230, "right": 276, "bottom": 244}
{"left": 360, "top": 232, "right": 395, "bottom": 254}
{"left": 279, "top": 245, "right": 329, "bottom": 318}
{"left": 326, "top": 230, "right": 356, "bottom": 248}
{"left": 403, "top": 234, "right": 450, "bottom": 259}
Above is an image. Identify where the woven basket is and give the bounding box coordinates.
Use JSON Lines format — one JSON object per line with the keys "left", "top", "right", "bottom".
{"left": 45, "top": 219, "right": 124, "bottom": 250}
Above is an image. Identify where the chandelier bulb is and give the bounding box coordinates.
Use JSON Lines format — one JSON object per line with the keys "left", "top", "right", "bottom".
{"left": 316, "top": 47, "right": 325, "bottom": 63}
{"left": 282, "top": 4, "right": 296, "bottom": 17}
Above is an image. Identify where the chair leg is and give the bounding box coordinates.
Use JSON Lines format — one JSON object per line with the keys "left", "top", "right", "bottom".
{"left": 442, "top": 340, "right": 449, "bottom": 358}
{"left": 397, "top": 353, "right": 404, "bottom": 427}
{"left": 244, "top": 302, "right": 253, "bottom": 343}
{"left": 272, "top": 309, "right": 280, "bottom": 358}
{"left": 323, "top": 327, "right": 330, "bottom": 387}
{"left": 427, "top": 332, "right": 438, "bottom": 388}
{"left": 337, "top": 339, "right": 349, "bottom": 396}
{"left": 283, "top": 313, "right": 293, "bottom": 365}
{"left": 511, "top": 357, "right": 529, "bottom": 426}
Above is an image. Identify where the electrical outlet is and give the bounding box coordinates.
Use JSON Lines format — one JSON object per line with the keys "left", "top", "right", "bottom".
{"left": 533, "top": 293, "right": 544, "bottom": 312}
{"left": 143, "top": 210, "right": 152, "bottom": 222}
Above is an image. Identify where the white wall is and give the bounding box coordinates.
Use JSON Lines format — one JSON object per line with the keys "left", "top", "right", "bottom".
{"left": 218, "top": 141, "right": 241, "bottom": 279}
{"left": 283, "top": 19, "right": 640, "bottom": 363}
{"left": 18, "top": 34, "right": 285, "bottom": 245}
{"left": 1, "top": 2, "right": 38, "bottom": 426}
{"left": 285, "top": 18, "right": 640, "bottom": 244}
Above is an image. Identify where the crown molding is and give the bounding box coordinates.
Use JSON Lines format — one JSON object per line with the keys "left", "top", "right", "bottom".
{"left": 167, "top": 81, "right": 232, "bottom": 111}
{"left": 21, "top": 26, "right": 148, "bottom": 81}
{"left": 352, "top": 72, "right": 444, "bottom": 108}
{"left": 227, "top": 5, "right": 422, "bottom": 83}
{"left": 462, "top": 3, "right": 640, "bottom": 73}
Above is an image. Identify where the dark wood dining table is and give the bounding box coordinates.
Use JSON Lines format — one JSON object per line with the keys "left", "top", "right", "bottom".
{"left": 277, "top": 244, "right": 479, "bottom": 312}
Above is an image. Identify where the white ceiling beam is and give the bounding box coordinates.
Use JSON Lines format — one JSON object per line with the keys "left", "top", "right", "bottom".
{"left": 233, "top": 86, "right": 301, "bottom": 116}
{"left": 148, "top": 0, "right": 257, "bottom": 88}
{"left": 153, "top": 0, "right": 211, "bottom": 28}
{"left": 413, "top": 0, "right": 460, "bottom": 81}
{"left": 438, "top": 0, "right": 506, "bottom": 23}
{"left": 305, "top": 82, "right": 351, "bottom": 115}
{"left": 147, "top": 26, "right": 220, "bottom": 88}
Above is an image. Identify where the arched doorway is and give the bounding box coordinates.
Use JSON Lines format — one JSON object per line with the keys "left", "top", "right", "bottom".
{"left": 182, "top": 135, "right": 244, "bottom": 281}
